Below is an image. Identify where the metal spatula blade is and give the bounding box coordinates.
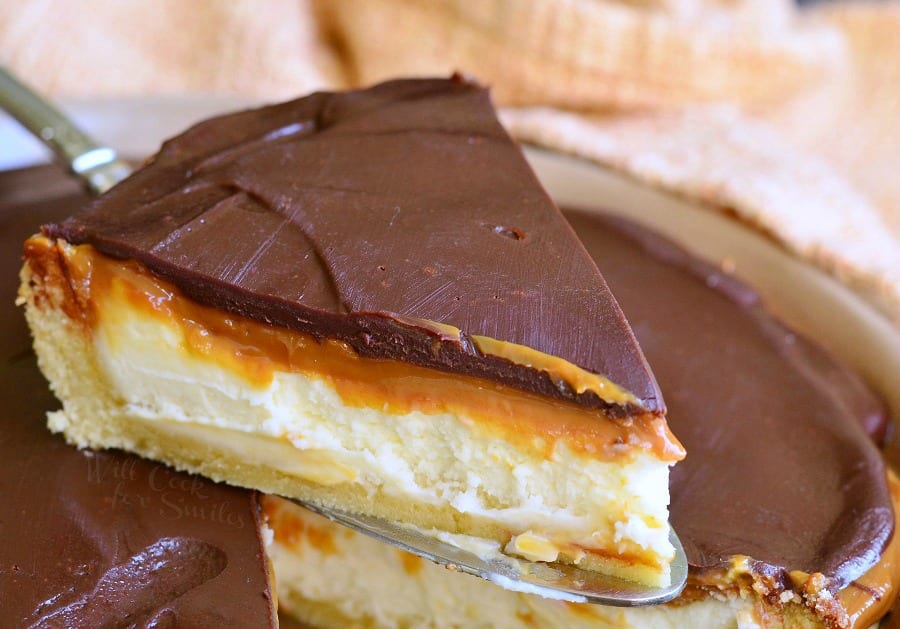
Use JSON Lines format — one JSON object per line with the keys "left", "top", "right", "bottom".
{"left": 295, "top": 499, "right": 688, "bottom": 607}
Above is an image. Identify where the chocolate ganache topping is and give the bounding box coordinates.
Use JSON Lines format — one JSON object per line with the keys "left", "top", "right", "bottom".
{"left": 567, "top": 208, "right": 893, "bottom": 590}
{"left": 1, "top": 167, "right": 276, "bottom": 627}
{"left": 43, "top": 76, "right": 661, "bottom": 417}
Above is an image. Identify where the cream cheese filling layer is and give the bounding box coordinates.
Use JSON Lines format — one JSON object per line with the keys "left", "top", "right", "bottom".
{"left": 90, "top": 296, "right": 674, "bottom": 572}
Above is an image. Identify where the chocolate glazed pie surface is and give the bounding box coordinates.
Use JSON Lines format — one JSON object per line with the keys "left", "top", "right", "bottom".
{"left": 0, "top": 168, "right": 276, "bottom": 627}
{"left": 43, "top": 77, "right": 661, "bottom": 416}
{"left": 566, "top": 208, "right": 893, "bottom": 589}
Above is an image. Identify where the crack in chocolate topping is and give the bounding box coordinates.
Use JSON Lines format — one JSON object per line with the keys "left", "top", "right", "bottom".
{"left": 42, "top": 77, "right": 661, "bottom": 416}
{"left": 0, "top": 168, "right": 276, "bottom": 626}
{"left": 565, "top": 208, "right": 893, "bottom": 589}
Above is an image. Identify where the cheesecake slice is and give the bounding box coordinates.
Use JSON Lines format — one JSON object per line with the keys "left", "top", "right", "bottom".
{"left": 19, "top": 76, "right": 684, "bottom": 587}
{"left": 262, "top": 210, "right": 898, "bottom": 629}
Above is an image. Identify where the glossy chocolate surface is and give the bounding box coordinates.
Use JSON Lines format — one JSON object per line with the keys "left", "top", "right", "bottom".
{"left": 567, "top": 209, "right": 892, "bottom": 589}
{"left": 44, "top": 77, "right": 661, "bottom": 416}
{"left": 0, "top": 168, "right": 276, "bottom": 627}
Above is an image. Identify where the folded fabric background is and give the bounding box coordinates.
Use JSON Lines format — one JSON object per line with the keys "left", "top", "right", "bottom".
{"left": 1, "top": 0, "right": 897, "bottom": 326}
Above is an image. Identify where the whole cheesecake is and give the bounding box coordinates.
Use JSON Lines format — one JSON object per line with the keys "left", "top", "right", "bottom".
{"left": 262, "top": 210, "right": 897, "bottom": 629}
{"left": 19, "top": 77, "right": 684, "bottom": 587}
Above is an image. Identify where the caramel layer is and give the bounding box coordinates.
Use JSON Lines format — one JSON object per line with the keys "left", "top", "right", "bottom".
{"left": 26, "top": 236, "right": 684, "bottom": 463}
{"left": 391, "top": 315, "right": 640, "bottom": 407}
